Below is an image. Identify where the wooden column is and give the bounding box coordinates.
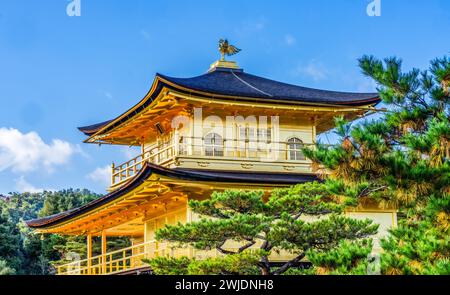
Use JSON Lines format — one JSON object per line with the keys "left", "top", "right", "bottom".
{"left": 312, "top": 118, "right": 317, "bottom": 144}
{"left": 101, "top": 230, "right": 107, "bottom": 274}
{"left": 86, "top": 234, "right": 92, "bottom": 275}
{"left": 186, "top": 201, "right": 194, "bottom": 259}
{"left": 174, "top": 129, "right": 180, "bottom": 156}
{"left": 111, "top": 162, "right": 115, "bottom": 186}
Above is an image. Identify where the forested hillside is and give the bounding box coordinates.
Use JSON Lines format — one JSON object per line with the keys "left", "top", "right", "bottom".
{"left": 0, "top": 189, "right": 129, "bottom": 275}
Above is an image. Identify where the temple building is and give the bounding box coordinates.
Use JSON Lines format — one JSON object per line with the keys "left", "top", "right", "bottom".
{"left": 26, "top": 45, "right": 396, "bottom": 275}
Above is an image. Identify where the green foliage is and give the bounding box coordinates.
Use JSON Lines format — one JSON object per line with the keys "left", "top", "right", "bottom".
{"left": 0, "top": 211, "right": 22, "bottom": 271}
{"left": 145, "top": 251, "right": 263, "bottom": 275}
{"left": 187, "top": 250, "right": 262, "bottom": 275}
{"left": 144, "top": 256, "right": 191, "bottom": 275}
{"left": 148, "top": 183, "right": 377, "bottom": 275}
{"left": 380, "top": 218, "right": 450, "bottom": 275}
{"left": 39, "top": 189, "right": 98, "bottom": 217}
{"left": 305, "top": 55, "right": 450, "bottom": 274}
{"left": 267, "top": 182, "right": 345, "bottom": 215}
{"left": 0, "top": 189, "right": 130, "bottom": 274}
{"left": 269, "top": 215, "right": 377, "bottom": 251}
{"left": 0, "top": 259, "right": 15, "bottom": 275}
{"left": 304, "top": 240, "right": 373, "bottom": 275}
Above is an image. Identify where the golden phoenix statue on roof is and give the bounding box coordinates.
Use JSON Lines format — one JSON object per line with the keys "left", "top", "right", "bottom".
{"left": 218, "top": 39, "right": 241, "bottom": 61}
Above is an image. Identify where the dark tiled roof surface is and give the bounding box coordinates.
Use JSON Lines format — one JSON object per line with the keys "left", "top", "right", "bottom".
{"left": 158, "top": 67, "right": 379, "bottom": 105}
{"left": 78, "top": 120, "right": 113, "bottom": 136}
{"left": 26, "top": 162, "right": 319, "bottom": 228}
{"left": 78, "top": 67, "right": 380, "bottom": 136}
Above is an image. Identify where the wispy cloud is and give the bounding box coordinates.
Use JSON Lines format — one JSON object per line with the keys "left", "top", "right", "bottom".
{"left": 284, "top": 34, "right": 296, "bottom": 46}
{"left": 87, "top": 165, "right": 111, "bottom": 187}
{"left": 104, "top": 91, "right": 113, "bottom": 99}
{"left": 140, "top": 29, "right": 151, "bottom": 41}
{"left": 235, "top": 16, "right": 267, "bottom": 36}
{"left": 0, "top": 128, "right": 78, "bottom": 174}
{"left": 98, "top": 90, "right": 113, "bottom": 100}
{"left": 14, "top": 176, "right": 54, "bottom": 193}
{"left": 292, "top": 60, "right": 329, "bottom": 81}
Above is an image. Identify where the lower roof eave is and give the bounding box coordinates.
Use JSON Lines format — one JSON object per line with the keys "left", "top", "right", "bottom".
{"left": 26, "top": 162, "right": 320, "bottom": 230}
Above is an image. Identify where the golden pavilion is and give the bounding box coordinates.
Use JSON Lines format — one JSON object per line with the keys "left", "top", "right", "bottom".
{"left": 27, "top": 44, "right": 396, "bottom": 275}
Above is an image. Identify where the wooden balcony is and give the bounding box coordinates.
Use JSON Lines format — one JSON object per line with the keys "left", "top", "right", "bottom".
{"left": 55, "top": 239, "right": 298, "bottom": 275}
{"left": 110, "top": 135, "right": 316, "bottom": 189}
{"left": 56, "top": 240, "right": 189, "bottom": 275}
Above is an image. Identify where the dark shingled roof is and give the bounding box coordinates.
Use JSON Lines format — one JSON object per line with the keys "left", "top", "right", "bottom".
{"left": 78, "top": 120, "right": 113, "bottom": 136}
{"left": 158, "top": 67, "right": 379, "bottom": 105}
{"left": 78, "top": 66, "right": 380, "bottom": 137}
{"left": 26, "top": 162, "right": 319, "bottom": 228}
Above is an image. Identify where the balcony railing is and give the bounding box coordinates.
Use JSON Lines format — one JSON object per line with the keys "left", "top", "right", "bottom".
{"left": 55, "top": 240, "right": 251, "bottom": 275}
{"left": 112, "top": 145, "right": 176, "bottom": 186}
{"left": 56, "top": 240, "right": 189, "bottom": 275}
{"left": 111, "top": 135, "right": 316, "bottom": 187}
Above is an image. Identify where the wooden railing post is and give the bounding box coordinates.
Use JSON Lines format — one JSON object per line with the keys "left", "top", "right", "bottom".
{"left": 123, "top": 250, "right": 126, "bottom": 271}
{"left": 86, "top": 234, "right": 92, "bottom": 275}
{"left": 111, "top": 162, "right": 115, "bottom": 185}
{"left": 101, "top": 230, "right": 107, "bottom": 274}
{"left": 109, "top": 254, "right": 112, "bottom": 273}
{"left": 174, "top": 129, "right": 179, "bottom": 156}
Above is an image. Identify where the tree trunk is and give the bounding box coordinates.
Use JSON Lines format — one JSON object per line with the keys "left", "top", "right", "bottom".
{"left": 259, "top": 255, "right": 271, "bottom": 275}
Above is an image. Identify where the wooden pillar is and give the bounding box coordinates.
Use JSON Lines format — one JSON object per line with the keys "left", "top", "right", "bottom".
{"left": 111, "top": 162, "right": 115, "bottom": 186}
{"left": 174, "top": 128, "right": 179, "bottom": 156}
{"left": 101, "top": 230, "right": 107, "bottom": 274}
{"left": 189, "top": 116, "right": 194, "bottom": 156}
{"left": 186, "top": 201, "right": 194, "bottom": 259}
{"left": 312, "top": 122, "right": 317, "bottom": 144}
{"left": 86, "top": 234, "right": 92, "bottom": 275}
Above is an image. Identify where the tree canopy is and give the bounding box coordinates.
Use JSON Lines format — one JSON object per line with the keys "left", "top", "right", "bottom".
{"left": 146, "top": 183, "right": 377, "bottom": 275}
{"left": 304, "top": 55, "right": 450, "bottom": 274}
{"left": 0, "top": 189, "right": 129, "bottom": 275}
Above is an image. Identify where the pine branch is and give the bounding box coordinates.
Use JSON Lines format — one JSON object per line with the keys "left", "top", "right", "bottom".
{"left": 272, "top": 252, "right": 306, "bottom": 275}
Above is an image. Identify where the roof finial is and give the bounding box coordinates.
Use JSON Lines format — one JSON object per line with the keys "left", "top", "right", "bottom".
{"left": 218, "top": 39, "right": 241, "bottom": 61}
{"left": 208, "top": 39, "right": 242, "bottom": 72}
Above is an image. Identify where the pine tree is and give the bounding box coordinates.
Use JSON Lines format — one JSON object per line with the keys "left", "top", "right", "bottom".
{"left": 37, "top": 190, "right": 131, "bottom": 268}
{"left": 304, "top": 55, "right": 450, "bottom": 274}
{"left": 145, "top": 182, "right": 378, "bottom": 275}
{"left": 296, "top": 239, "right": 374, "bottom": 275}
{"left": 0, "top": 259, "right": 15, "bottom": 275}
{"left": 0, "top": 212, "right": 21, "bottom": 273}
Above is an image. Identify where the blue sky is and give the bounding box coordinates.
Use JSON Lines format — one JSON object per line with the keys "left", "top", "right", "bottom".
{"left": 0, "top": 0, "right": 449, "bottom": 194}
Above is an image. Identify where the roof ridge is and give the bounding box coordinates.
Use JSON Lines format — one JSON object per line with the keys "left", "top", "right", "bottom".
{"left": 230, "top": 70, "right": 273, "bottom": 97}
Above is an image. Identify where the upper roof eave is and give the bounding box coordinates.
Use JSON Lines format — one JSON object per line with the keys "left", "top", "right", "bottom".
{"left": 78, "top": 70, "right": 380, "bottom": 142}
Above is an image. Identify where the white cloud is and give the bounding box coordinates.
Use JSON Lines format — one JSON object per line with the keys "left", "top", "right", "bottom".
{"left": 87, "top": 165, "right": 111, "bottom": 187}
{"left": 0, "top": 128, "right": 77, "bottom": 174}
{"left": 14, "top": 176, "right": 47, "bottom": 193}
{"left": 284, "top": 34, "right": 296, "bottom": 46}
{"left": 292, "top": 60, "right": 329, "bottom": 81}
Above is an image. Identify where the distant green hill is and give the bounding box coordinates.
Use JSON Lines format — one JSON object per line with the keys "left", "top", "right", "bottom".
{"left": 0, "top": 189, "right": 129, "bottom": 275}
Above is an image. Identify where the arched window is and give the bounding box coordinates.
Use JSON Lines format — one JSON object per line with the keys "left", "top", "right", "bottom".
{"left": 287, "top": 137, "right": 305, "bottom": 160}
{"left": 204, "top": 133, "right": 223, "bottom": 157}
